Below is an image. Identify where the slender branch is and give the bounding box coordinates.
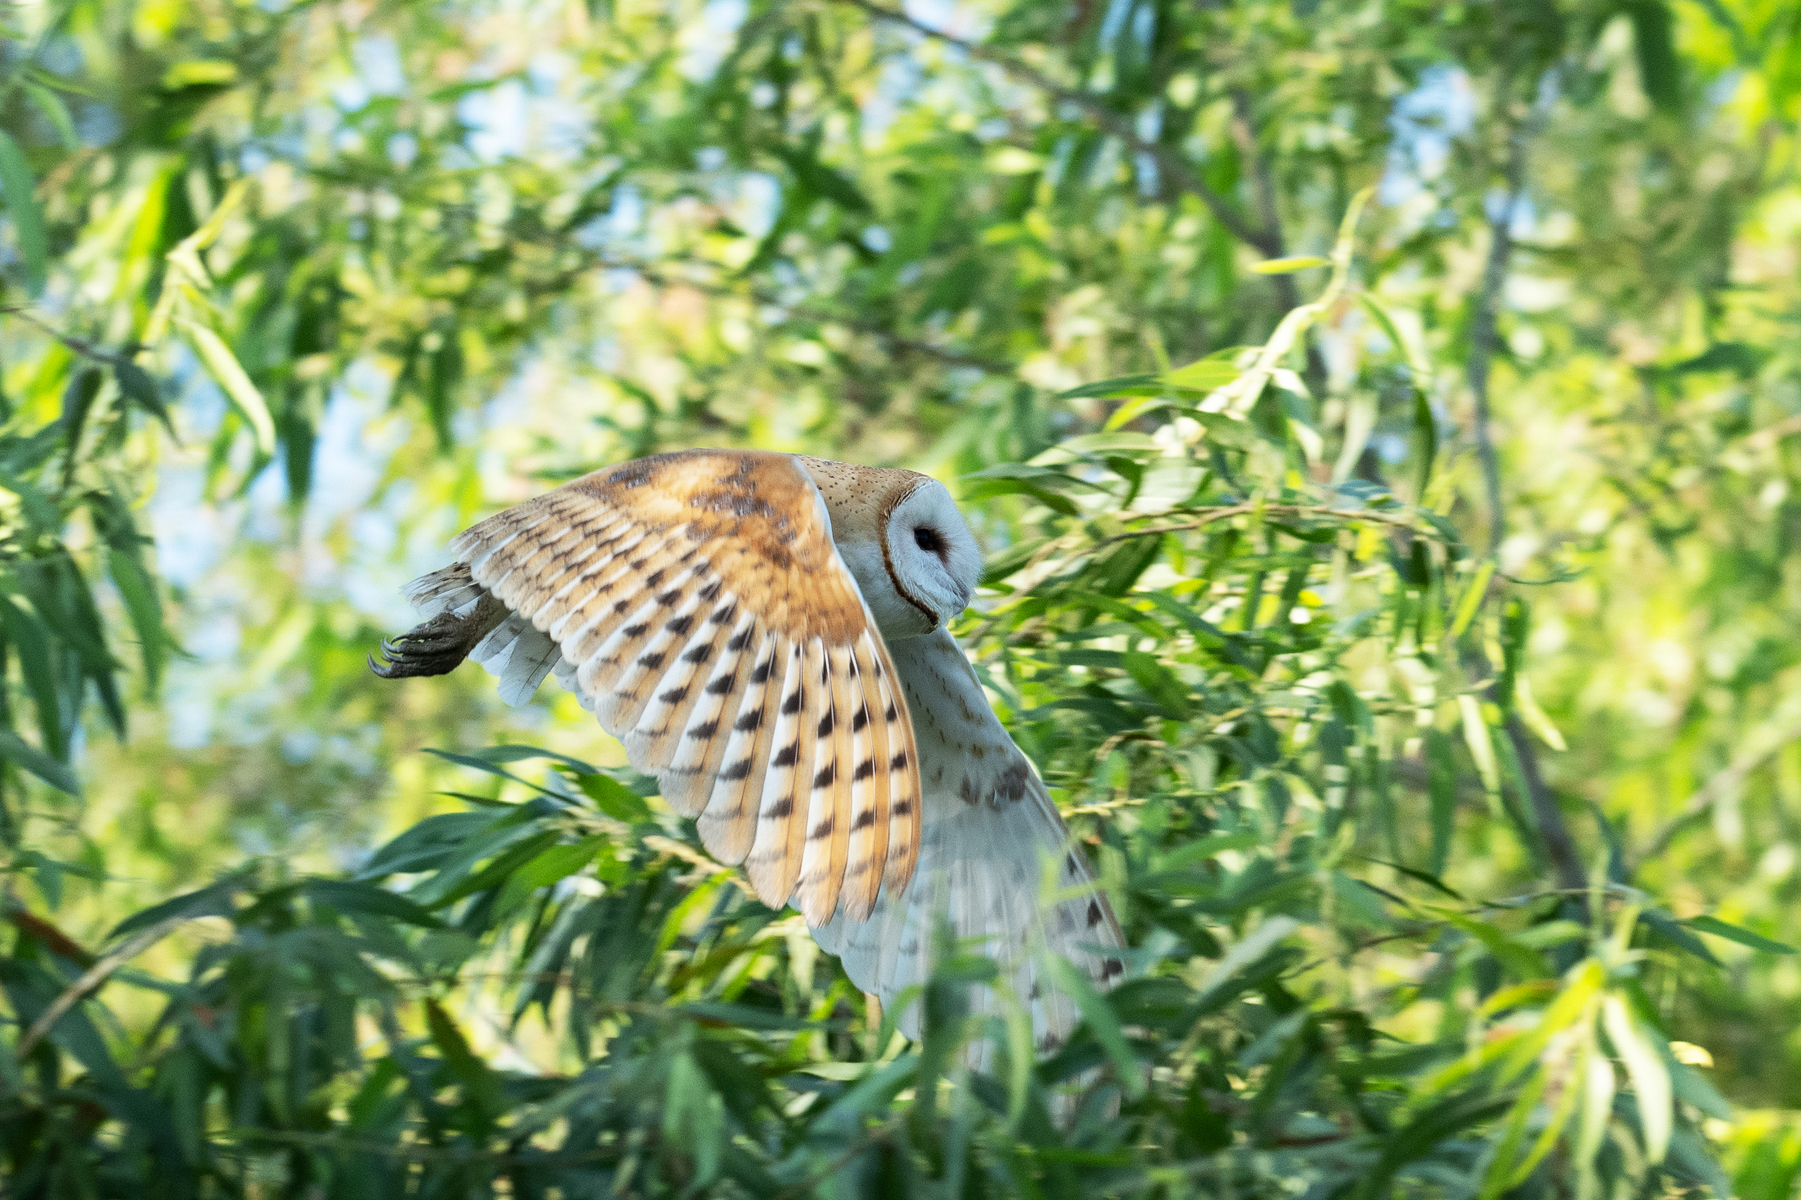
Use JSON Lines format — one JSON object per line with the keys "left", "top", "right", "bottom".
{"left": 1636, "top": 712, "right": 1801, "bottom": 868}
{"left": 1469, "top": 108, "right": 1527, "bottom": 554}
{"left": 1227, "top": 88, "right": 1296, "bottom": 308}
{"left": 835, "top": 0, "right": 1273, "bottom": 254}
{"left": 0, "top": 306, "right": 143, "bottom": 370}
{"left": 16, "top": 913, "right": 190, "bottom": 1061}
{"left": 1504, "top": 714, "right": 1586, "bottom": 893}
{"left": 1454, "top": 64, "right": 1587, "bottom": 898}
{"left": 1466, "top": 67, "right": 1544, "bottom": 557}
{"left": 532, "top": 255, "right": 1012, "bottom": 374}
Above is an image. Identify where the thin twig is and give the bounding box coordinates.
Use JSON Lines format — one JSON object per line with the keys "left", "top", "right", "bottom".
{"left": 835, "top": 0, "right": 1272, "bottom": 254}
{"left": 0, "top": 306, "right": 142, "bottom": 370}
{"left": 1227, "top": 87, "right": 1295, "bottom": 308}
{"left": 1467, "top": 68, "right": 1529, "bottom": 558}
{"left": 1504, "top": 713, "right": 1586, "bottom": 894}
{"left": 1636, "top": 712, "right": 1801, "bottom": 867}
{"left": 542, "top": 255, "right": 1012, "bottom": 374}
{"left": 1454, "top": 64, "right": 1586, "bottom": 898}
{"left": 16, "top": 913, "right": 191, "bottom": 1060}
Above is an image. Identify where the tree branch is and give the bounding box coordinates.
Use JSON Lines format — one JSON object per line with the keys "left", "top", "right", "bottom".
{"left": 16, "top": 913, "right": 191, "bottom": 1061}
{"left": 1467, "top": 68, "right": 1546, "bottom": 556}
{"left": 1636, "top": 711, "right": 1801, "bottom": 868}
{"left": 837, "top": 0, "right": 1273, "bottom": 255}
{"left": 1225, "top": 86, "right": 1331, "bottom": 396}
{"left": 530, "top": 255, "right": 1012, "bottom": 374}
{"left": 1452, "top": 65, "right": 1587, "bottom": 897}
{"left": 1504, "top": 714, "right": 1586, "bottom": 893}
{"left": 1227, "top": 88, "right": 1296, "bottom": 307}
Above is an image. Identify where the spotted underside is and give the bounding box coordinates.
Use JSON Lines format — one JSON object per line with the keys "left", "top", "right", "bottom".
{"left": 436, "top": 449, "right": 922, "bottom": 924}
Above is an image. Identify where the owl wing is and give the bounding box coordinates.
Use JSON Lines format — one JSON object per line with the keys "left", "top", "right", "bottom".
{"left": 810, "top": 627, "right": 1125, "bottom": 1076}
{"left": 379, "top": 450, "right": 921, "bottom": 924}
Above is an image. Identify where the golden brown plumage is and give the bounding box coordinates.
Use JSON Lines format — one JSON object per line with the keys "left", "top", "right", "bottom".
{"left": 387, "top": 449, "right": 921, "bottom": 923}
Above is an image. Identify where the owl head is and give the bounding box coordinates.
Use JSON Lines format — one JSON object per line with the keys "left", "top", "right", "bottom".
{"left": 797, "top": 456, "right": 983, "bottom": 640}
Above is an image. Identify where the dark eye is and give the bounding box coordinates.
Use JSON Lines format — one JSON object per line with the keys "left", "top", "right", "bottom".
{"left": 914, "top": 526, "right": 945, "bottom": 558}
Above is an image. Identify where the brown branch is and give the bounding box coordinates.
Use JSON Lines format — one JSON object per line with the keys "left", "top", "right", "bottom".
{"left": 836, "top": 0, "right": 1273, "bottom": 254}
{"left": 1228, "top": 88, "right": 1296, "bottom": 307}
{"left": 1468, "top": 98, "right": 1527, "bottom": 558}
{"left": 16, "top": 913, "right": 191, "bottom": 1061}
{"left": 1453, "top": 63, "right": 1586, "bottom": 898}
{"left": 1636, "top": 712, "right": 1801, "bottom": 868}
{"left": 0, "top": 306, "right": 143, "bottom": 370}
{"left": 1504, "top": 713, "right": 1586, "bottom": 894}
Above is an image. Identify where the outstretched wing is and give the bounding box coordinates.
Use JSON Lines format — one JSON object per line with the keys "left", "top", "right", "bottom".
{"left": 395, "top": 450, "right": 922, "bottom": 924}
{"left": 812, "top": 627, "right": 1125, "bottom": 1082}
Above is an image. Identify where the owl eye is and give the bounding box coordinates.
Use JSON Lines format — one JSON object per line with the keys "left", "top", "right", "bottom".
{"left": 913, "top": 526, "right": 946, "bottom": 559}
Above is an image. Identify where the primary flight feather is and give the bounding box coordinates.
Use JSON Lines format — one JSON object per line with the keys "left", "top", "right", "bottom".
{"left": 372, "top": 449, "right": 1124, "bottom": 1067}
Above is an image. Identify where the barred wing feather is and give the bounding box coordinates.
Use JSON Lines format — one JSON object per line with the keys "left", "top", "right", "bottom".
{"left": 411, "top": 449, "right": 922, "bottom": 924}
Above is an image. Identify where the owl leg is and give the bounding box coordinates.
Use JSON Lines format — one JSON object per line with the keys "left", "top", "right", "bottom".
{"left": 370, "top": 592, "right": 508, "bottom": 679}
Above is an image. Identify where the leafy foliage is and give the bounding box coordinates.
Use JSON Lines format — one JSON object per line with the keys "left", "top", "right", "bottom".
{"left": 3, "top": 0, "right": 1801, "bottom": 1196}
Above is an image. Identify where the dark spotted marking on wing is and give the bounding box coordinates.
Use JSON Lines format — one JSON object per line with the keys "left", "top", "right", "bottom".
{"left": 408, "top": 450, "right": 923, "bottom": 924}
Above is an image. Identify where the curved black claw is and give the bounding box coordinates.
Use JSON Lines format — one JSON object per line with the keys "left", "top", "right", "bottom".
{"left": 368, "top": 608, "right": 497, "bottom": 680}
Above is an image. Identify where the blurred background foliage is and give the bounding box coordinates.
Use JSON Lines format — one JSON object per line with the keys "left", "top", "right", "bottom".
{"left": 4, "top": 0, "right": 1801, "bottom": 1194}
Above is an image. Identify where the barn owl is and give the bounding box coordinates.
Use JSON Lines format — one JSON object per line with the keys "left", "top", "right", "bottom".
{"left": 371, "top": 449, "right": 1125, "bottom": 1074}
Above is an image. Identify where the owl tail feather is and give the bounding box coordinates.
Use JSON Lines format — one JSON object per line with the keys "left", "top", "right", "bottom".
{"left": 811, "top": 783, "right": 1126, "bottom": 1123}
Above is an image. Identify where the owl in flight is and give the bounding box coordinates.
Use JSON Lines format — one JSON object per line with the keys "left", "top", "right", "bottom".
{"left": 372, "top": 449, "right": 1125, "bottom": 1061}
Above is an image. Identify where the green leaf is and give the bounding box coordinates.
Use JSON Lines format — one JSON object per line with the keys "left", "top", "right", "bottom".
{"left": 91, "top": 490, "right": 168, "bottom": 689}
{"left": 980, "top": 535, "right": 1052, "bottom": 585}
{"left": 1603, "top": 994, "right": 1671, "bottom": 1164}
{"left": 1641, "top": 908, "right": 1721, "bottom": 965}
{"left": 1161, "top": 359, "right": 1241, "bottom": 391}
{"left": 114, "top": 361, "right": 176, "bottom": 436}
{"left": 425, "top": 999, "right": 504, "bottom": 1127}
{"left": 180, "top": 319, "right": 276, "bottom": 456}
{"left": 1686, "top": 914, "right": 1798, "bottom": 955}
{"left": 0, "top": 130, "right": 48, "bottom": 296}
{"left": 110, "top": 871, "right": 249, "bottom": 938}
{"left": 1122, "top": 650, "right": 1190, "bottom": 718}
{"left": 1426, "top": 729, "right": 1457, "bottom": 877}
{"left": 1449, "top": 560, "right": 1495, "bottom": 639}
{"left": 577, "top": 772, "right": 653, "bottom": 822}
{"left": 1573, "top": 1042, "right": 1617, "bottom": 1188}
{"left": 0, "top": 727, "right": 78, "bottom": 795}
{"left": 664, "top": 1050, "right": 725, "bottom": 1185}
{"left": 1626, "top": 0, "right": 1682, "bottom": 113}
{"left": 162, "top": 60, "right": 238, "bottom": 88}
{"left": 60, "top": 366, "right": 101, "bottom": 462}
{"left": 1457, "top": 693, "right": 1501, "bottom": 793}
{"left": 440, "top": 743, "right": 598, "bottom": 776}
{"left": 0, "top": 598, "right": 64, "bottom": 758}
{"left": 1159, "top": 830, "right": 1260, "bottom": 872}
{"left": 301, "top": 878, "right": 443, "bottom": 927}
{"left": 23, "top": 82, "right": 78, "bottom": 150}
{"left": 1194, "top": 917, "right": 1298, "bottom": 1010}
{"left": 495, "top": 837, "right": 602, "bottom": 915}
{"left": 1053, "top": 373, "right": 1161, "bottom": 401}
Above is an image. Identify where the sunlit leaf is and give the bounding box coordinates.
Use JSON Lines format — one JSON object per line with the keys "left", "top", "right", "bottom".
{"left": 1251, "top": 255, "right": 1329, "bottom": 274}
{"left": 179, "top": 320, "right": 275, "bottom": 456}
{"left": 1604, "top": 994, "right": 1671, "bottom": 1164}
